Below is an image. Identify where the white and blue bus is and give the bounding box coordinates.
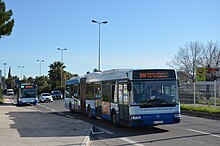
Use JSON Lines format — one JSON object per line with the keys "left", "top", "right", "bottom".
{"left": 65, "top": 69, "right": 181, "bottom": 127}
{"left": 17, "top": 83, "right": 38, "bottom": 106}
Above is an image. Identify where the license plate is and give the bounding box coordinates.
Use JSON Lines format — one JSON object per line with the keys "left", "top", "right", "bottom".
{"left": 153, "top": 121, "right": 164, "bottom": 124}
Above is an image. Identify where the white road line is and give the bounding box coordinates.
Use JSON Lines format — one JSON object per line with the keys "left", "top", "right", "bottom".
{"left": 95, "top": 126, "right": 114, "bottom": 134}
{"left": 38, "top": 104, "right": 56, "bottom": 112}
{"left": 38, "top": 104, "right": 73, "bottom": 119}
{"left": 119, "top": 137, "right": 145, "bottom": 146}
{"left": 188, "top": 129, "right": 220, "bottom": 138}
{"left": 66, "top": 115, "right": 73, "bottom": 118}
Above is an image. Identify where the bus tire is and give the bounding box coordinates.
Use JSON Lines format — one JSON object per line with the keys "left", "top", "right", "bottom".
{"left": 69, "top": 102, "right": 73, "bottom": 113}
{"left": 112, "top": 112, "right": 120, "bottom": 127}
{"left": 87, "top": 106, "right": 92, "bottom": 119}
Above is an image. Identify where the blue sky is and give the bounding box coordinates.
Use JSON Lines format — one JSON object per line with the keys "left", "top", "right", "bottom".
{"left": 1, "top": 0, "right": 220, "bottom": 79}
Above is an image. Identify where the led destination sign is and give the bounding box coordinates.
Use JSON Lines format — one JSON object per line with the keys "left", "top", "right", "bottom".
{"left": 140, "top": 72, "right": 168, "bottom": 78}
{"left": 20, "top": 84, "right": 36, "bottom": 89}
{"left": 133, "top": 70, "right": 176, "bottom": 80}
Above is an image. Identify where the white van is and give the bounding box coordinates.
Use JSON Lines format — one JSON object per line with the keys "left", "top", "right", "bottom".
{"left": 6, "top": 89, "right": 14, "bottom": 95}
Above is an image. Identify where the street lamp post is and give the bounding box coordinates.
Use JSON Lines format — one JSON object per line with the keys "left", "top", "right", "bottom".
{"left": 92, "top": 19, "right": 107, "bottom": 72}
{"left": 57, "top": 48, "right": 67, "bottom": 63}
{"left": 57, "top": 48, "right": 67, "bottom": 87}
{"left": 3, "top": 63, "right": 7, "bottom": 79}
{"left": 18, "top": 66, "right": 24, "bottom": 80}
{"left": 37, "top": 60, "right": 44, "bottom": 76}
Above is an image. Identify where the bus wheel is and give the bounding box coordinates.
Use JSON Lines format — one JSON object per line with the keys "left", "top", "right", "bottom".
{"left": 112, "top": 112, "right": 120, "bottom": 127}
{"left": 87, "top": 106, "right": 92, "bottom": 119}
{"left": 69, "top": 102, "right": 73, "bottom": 113}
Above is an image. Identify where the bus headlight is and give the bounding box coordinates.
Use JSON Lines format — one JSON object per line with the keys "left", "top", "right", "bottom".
{"left": 131, "top": 115, "right": 141, "bottom": 120}
{"left": 174, "top": 114, "right": 181, "bottom": 118}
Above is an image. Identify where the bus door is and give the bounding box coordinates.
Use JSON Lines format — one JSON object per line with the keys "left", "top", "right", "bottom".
{"left": 118, "top": 82, "right": 129, "bottom": 122}
{"left": 80, "top": 78, "right": 86, "bottom": 114}
{"left": 73, "top": 85, "right": 79, "bottom": 111}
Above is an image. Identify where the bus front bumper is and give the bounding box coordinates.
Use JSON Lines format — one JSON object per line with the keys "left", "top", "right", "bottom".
{"left": 129, "top": 113, "right": 181, "bottom": 127}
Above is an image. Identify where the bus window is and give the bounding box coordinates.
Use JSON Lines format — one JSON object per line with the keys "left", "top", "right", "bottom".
{"left": 113, "top": 82, "right": 118, "bottom": 103}
{"left": 111, "top": 82, "right": 116, "bottom": 102}
{"left": 66, "top": 86, "right": 71, "bottom": 98}
{"left": 95, "top": 84, "right": 101, "bottom": 99}
{"left": 73, "top": 85, "right": 79, "bottom": 98}
{"left": 102, "top": 82, "right": 110, "bottom": 102}
{"left": 86, "top": 84, "right": 94, "bottom": 100}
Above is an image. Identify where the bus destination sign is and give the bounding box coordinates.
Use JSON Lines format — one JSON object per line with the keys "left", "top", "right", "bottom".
{"left": 20, "top": 84, "right": 36, "bottom": 89}
{"left": 133, "top": 70, "right": 176, "bottom": 80}
{"left": 140, "top": 72, "right": 168, "bottom": 78}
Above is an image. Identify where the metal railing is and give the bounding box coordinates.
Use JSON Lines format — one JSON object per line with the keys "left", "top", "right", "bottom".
{"left": 179, "top": 81, "right": 220, "bottom": 106}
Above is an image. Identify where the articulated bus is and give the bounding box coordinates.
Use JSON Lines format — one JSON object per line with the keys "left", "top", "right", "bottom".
{"left": 17, "top": 83, "right": 38, "bottom": 106}
{"left": 64, "top": 69, "right": 181, "bottom": 127}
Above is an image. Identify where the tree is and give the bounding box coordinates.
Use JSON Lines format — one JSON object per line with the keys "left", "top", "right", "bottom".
{"left": 27, "top": 77, "right": 34, "bottom": 83}
{"left": 8, "top": 66, "right": 11, "bottom": 78}
{"left": 64, "top": 71, "right": 73, "bottom": 81}
{"left": 48, "top": 61, "right": 66, "bottom": 89}
{"left": 201, "top": 41, "right": 220, "bottom": 67}
{"left": 0, "top": 0, "right": 15, "bottom": 39}
{"left": 167, "top": 41, "right": 204, "bottom": 82}
{"left": 34, "top": 76, "right": 50, "bottom": 93}
{"left": 5, "top": 76, "right": 18, "bottom": 89}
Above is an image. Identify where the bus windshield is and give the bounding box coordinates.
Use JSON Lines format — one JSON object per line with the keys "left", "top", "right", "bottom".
{"left": 132, "top": 80, "right": 178, "bottom": 107}
{"left": 22, "top": 89, "right": 37, "bottom": 98}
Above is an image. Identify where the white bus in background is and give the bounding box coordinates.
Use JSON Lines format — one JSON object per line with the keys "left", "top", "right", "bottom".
{"left": 17, "top": 83, "right": 38, "bottom": 106}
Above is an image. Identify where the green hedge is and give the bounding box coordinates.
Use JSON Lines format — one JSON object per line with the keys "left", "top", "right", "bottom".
{"left": 0, "top": 88, "right": 3, "bottom": 103}
{"left": 181, "top": 104, "right": 220, "bottom": 114}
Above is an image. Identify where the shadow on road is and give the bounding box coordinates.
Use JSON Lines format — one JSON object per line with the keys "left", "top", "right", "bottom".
{"left": 48, "top": 111, "right": 169, "bottom": 139}
{"left": 6, "top": 111, "right": 91, "bottom": 137}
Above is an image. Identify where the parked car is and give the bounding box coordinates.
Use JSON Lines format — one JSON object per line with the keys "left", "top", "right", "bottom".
{"left": 39, "top": 93, "right": 53, "bottom": 102}
{"left": 6, "top": 89, "right": 14, "bottom": 95}
{"left": 51, "top": 90, "right": 63, "bottom": 100}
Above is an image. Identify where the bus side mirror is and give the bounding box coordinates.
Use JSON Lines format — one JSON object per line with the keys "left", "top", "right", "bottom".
{"left": 127, "top": 82, "right": 131, "bottom": 91}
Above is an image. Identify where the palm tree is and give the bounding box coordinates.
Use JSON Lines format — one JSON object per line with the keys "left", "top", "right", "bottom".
{"left": 48, "top": 61, "right": 66, "bottom": 89}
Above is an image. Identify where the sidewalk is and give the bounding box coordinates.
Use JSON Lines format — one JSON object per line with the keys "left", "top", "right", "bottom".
{"left": 0, "top": 97, "right": 92, "bottom": 146}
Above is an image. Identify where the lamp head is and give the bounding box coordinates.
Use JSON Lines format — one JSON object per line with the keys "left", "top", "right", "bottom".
{"left": 92, "top": 20, "right": 97, "bottom": 23}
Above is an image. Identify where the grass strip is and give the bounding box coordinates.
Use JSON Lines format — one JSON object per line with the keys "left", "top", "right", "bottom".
{"left": 181, "top": 104, "right": 220, "bottom": 114}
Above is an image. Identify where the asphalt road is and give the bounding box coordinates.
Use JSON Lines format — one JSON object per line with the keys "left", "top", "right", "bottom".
{"left": 0, "top": 95, "right": 91, "bottom": 146}
{"left": 4, "top": 95, "right": 220, "bottom": 146}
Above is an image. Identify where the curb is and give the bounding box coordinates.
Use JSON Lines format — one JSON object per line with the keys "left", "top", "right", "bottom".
{"left": 81, "top": 125, "right": 93, "bottom": 146}
{"left": 181, "top": 109, "right": 220, "bottom": 120}
{"left": 3, "top": 98, "right": 16, "bottom": 105}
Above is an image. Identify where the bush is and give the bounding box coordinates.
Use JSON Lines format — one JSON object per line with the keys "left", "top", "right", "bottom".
{"left": 0, "top": 88, "right": 3, "bottom": 103}
{"left": 181, "top": 104, "right": 220, "bottom": 114}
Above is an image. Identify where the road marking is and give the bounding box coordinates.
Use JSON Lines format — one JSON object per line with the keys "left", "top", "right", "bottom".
{"left": 119, "top": 137, "right": 144, "bottom": 146}
{"left": 95, "top": 126, "right": 114, "bottom": 134}
{"left": 66, "top": 115, "right": 73, "bottom": 118}
{"left": 38, "top": 104, "right": 75, "bottom": 119}
{"left": 50, "top": 109, "right": 56, "bottom": 112}
{"left": 188, "top": 129, "right": 220, "bottom": 138}
{"left": 38, "top": 104, "right": 56, "bottom": 112}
